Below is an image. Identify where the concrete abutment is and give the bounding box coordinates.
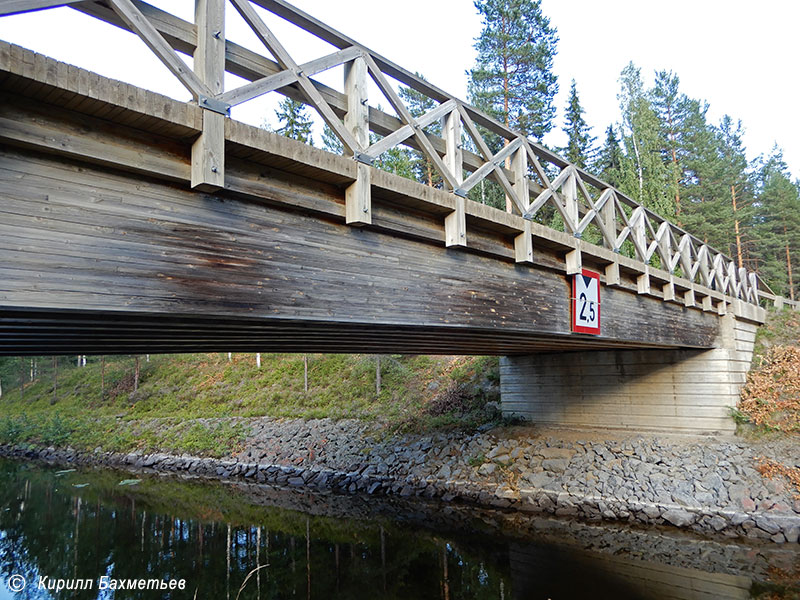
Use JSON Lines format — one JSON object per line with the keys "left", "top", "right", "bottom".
{"left": 500, "top": 314, "right": 759, "bottom": 435}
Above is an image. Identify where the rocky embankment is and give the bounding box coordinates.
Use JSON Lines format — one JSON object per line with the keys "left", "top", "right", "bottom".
{"left": 3, "top": 417, "right": 799, "bottom": 544}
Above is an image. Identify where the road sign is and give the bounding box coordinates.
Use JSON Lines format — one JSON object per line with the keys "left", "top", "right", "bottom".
{"left": 572, "top": 269, "right": 601, "bottom": 335}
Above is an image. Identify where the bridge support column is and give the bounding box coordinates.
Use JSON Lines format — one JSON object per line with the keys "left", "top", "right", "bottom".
{"left": 500, "top": 314, "right": 758, "bottom": 435}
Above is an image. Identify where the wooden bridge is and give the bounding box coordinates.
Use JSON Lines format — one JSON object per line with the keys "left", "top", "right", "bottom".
{"left": 0, "top": 0, "right": 770, "bottom": 432}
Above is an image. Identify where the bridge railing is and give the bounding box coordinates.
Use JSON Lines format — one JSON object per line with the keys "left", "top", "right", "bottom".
{"left": 2, "top": 0, "right": 762, "bottom": 308}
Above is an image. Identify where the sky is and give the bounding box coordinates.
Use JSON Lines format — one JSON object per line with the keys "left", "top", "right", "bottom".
{"left": 0, "top": 0, "right": 798, "bottom": 178}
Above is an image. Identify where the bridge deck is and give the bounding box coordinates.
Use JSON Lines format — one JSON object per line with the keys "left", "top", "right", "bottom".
{"left": 0, "top": 41, "right": 760, "bottom": 356}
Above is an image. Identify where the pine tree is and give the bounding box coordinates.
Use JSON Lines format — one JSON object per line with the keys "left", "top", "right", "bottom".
{"left": 468, "top": 0, "right": 559, "bottom": 142}
{"left": 560, "top": 79, "right": 595, "bottom": 168}
{"left": 275, "top": 97, "right": 314, "bottom": 145}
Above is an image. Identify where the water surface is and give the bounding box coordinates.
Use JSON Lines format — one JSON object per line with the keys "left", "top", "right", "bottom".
{"left": 0, "top": 459, "right": 797, "bottom": 599}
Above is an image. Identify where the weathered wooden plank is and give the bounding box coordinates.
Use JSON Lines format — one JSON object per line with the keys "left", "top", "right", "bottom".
{"left": 0, "top": 144, "right": 721, "bottom": 350}
{"left": 0, "top": 0, "right": 84, "bottom": 17}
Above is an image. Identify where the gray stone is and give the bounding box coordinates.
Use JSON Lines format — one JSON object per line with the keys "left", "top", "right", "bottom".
{"left": 642, "top": 504, "right": 661, "bottom": 520}
{"left": 526, "top": 472, "right": 553, "bottom": 488}
{"left": 708, "top": 515, "right": 728, "bottom": 531}
{"left": 785, "top": 526, "right": 799, "bottom": 544}
{"left": 478, "top": 463, "right": 496, "bottom": 476}
{"left": 492, "top": 454, "right": 512, "bottom": 466}
{"left": 662, "top": 509, "right": 696, "bottom": 527}
{"left": 539, "top": 447, "right": 574, "bottom": 460}
{"left": 542, "top": 458, "right": 570, "bottom": 473}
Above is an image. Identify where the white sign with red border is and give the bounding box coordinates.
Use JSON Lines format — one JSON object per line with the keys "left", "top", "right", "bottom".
{"left": 572, "top": 269, "right": 601, "bottom": 335}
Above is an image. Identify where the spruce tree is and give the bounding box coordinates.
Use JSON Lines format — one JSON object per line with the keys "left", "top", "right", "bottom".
{"left": 754, "top": 148, "right": 800, "bottom": 299}
{"left": 560, "top": 79, "right": 595, "bottom": 168}
{"left": 593, "top": 125, "right": 624, "bottom": 187}
{"left": 321, "top": 123, "right": 342, "bottom": 154}
{"left": 468, "top": 0, "right": 558, "bottom": 142}
{"left": 275, "top": 97, "right": 314, "bottom": 145}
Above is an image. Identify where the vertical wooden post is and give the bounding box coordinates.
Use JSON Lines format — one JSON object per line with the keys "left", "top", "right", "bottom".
{"left": 344, "top": 56, "right": 371, "bottom": 225}
{"left": 601, "top": 190, "right": 618, "bottom": 250}
{"left": 101, "top": 355, "right": 105, "bottom": 399}
{"left": 134, "top": 355, "right": 140, "bottom": 392}
{"left": 375, "top": 355, "right": 381, "bottom": 396}
{"left": 52, "top": 356, "right": 57, "bottom": 405}
{"left": 632, "top": 208, "right": 647, "bottom": 262}
{"left": 303, "top": 354, "right": 309, "bottom": 393}
{"left": 512, "top": 147, "right": 534, "bottom": 263}
{"left": 19, "top": 357, "right": 24, "bottom": 401}
{"left": 443, "top": 109, "right": 466, "bottom": 247}
{"left": 562, "top": 171, "right": 578, "bottom": 234}
{"left": 256, "top": 353, "right": 261, "bottom": 368}
{"left": 191, "top": 0, "right": 226, "bottom": 191}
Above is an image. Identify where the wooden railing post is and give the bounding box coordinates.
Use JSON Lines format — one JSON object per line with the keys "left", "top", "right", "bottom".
{"left": 191, "top": 0, "right": 226, "bottom": 191}
{"left": 512, "top": 146, "right": 533, "bottom": 263}
{"left": 344, "top": 55, "right": 371, "bottom": 225}
{"left": 601, "top": 190, "right": 617, "bottom": 251}
{"left": 562, "top": 170, "right": 578, "bottom": 234}
{"left": 443, "top": 109, "right": 466, "bottom": 247}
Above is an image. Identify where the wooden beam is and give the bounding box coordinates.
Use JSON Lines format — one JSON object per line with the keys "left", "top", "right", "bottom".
{"left": 230, "top": 0, "right": 360, "bottom": 155}
{"left": 363, "top": 53, "right": 459, "bottom": 191}
{"left": 107, "top": 0, "right": 210, "bottom": 99}
{"left": 344, "top": 54, "right": 370, "bottom": 225}
{"left": 443, "top": 108, "right": 465, "bottom": 248}
{"left": 346, "top": 162, "right": 371, "bottom": 225}
{"left": 191, "top": 0, "right": 226, "bottom": 191}
{"left": 445, "top": 195, "right": 466, "bottom": 248}
{"left": 605, "top": 262, "right": 621, "bottom": 286}
{"left": 514, "top": 220, "right": 533, "bottom": 264}
{"left": 0, "top": 0, "right": 85, "bottom": 16}
{"left": 566, "top": 246, "right": 581, "bottom": 275}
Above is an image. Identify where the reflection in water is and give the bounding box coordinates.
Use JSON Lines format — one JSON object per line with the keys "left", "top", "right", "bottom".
{"left": 0, "top": 459, "right": 797, "bottom": 599}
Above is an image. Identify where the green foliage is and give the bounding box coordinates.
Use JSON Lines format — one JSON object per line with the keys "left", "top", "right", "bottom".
{"left": 275, "top": 97, "right": 314, "bottom": 144}
{"left": 469, "top": 0, "right": 559, "bottom": 142}
{"left": 615, "top": 62, "right": 675, "bottom": 218}
{"left": 560, "top": 79, "right": 595, "bottom": 168}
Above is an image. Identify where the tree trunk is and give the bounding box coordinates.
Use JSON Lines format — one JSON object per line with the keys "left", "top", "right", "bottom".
{"left": 52, "top": 356, "right": 58, "bottom": 405}
{"left": 731, "top": 185, "right": 744, "bottom": 269}
{"left": 134, "top": 356, "right": 140, "bottom": 392}
{"left": 19, "top": 357, "right": 24, "bottom": 401}
{"left": 784, "top": 224, "right": 795, "bottom": 301}
{"left": 101, "top": 356, "right": 105, "bottom": 399}
{"left": 375, "top": 355, "right": 381, "bottom": 396}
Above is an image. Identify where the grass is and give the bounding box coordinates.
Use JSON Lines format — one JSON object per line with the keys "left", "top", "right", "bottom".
{"left": 0, "top": 353, "right": 502, "bottom": 455}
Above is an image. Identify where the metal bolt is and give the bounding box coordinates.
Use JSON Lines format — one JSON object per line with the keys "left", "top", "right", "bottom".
{"left": 211, "top": 166, "right": 218, "bottom": 173}
{"left": 363, "top": 207, "right": 369, "bottom": 213}
{"left": 360, "top": 98, "right": 368, "bottom": 106}
{"left": 213, "top": 31, "right": 221, "bottom": 39}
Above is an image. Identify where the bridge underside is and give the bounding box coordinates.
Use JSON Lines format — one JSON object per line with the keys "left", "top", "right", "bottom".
{"left": 2, "top": 308, "right": 699, "bottom": 357}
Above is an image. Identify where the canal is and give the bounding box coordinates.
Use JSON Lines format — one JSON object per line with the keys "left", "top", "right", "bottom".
{"left": 0, "top": 459, "right": 797, "bottom": 599}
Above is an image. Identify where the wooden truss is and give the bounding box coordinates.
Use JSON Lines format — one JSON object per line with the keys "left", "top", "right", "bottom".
{"left": 0, "top": 0, "right": 764, "bottom": 308}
